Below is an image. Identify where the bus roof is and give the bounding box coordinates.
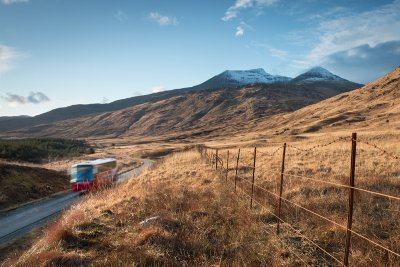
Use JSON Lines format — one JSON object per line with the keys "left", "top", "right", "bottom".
{"left": 72, "top": 158, "right": 116, "bottom": 168}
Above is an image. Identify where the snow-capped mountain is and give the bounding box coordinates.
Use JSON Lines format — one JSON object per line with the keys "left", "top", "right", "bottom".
{"left": 291, "top": 67, "right": 348, "bottom": 83}
{"left": 190, "top": 68, "right": 292, "bottom": 91}
{"left": 223, "top": 68, "right": 291, "bottom": 84}
{"left": 0, "top": 66, "right": 363, "bottom": 135}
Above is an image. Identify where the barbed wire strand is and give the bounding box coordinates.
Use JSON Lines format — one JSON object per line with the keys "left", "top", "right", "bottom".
{"left": 282, "top": 172, "right": 400, "bottom": 202}
{"left": 286, "top": 136, "right": 351, "bottom": 153}
{"left": 235, "top": 175, "right": 400, "bottom": 258}
{"left": 231, "top": 182, "right": 319, "bottom": 267}
{"left": 357, "top": 139, "right": 400, "bottom": 160}
{"left": 234, "top": 180, "right": 343, "bottom": 266}
{"left": 257, "top": 146, "right": 283, "bottom": 158}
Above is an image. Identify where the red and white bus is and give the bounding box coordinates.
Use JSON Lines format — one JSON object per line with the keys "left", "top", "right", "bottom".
{"left": 70, "top": 158, "right": 118, "bottom": 192}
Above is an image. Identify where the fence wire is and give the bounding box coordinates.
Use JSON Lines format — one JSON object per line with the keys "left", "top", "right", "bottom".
{"left": 199, "top": 134, "right": 400, "bottom": 266}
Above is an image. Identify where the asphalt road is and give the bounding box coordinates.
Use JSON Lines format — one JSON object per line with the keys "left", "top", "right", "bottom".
{"left": 0, "top": 158, "right": 153, "bottom": 248}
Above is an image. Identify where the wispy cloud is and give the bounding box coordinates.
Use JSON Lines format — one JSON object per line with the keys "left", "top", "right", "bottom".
{"left": 114, "top": 9, "right": 128, "bottom": 22}
{"left": 1, "top": 92, "right": 50, "bottom": 107}
{"left": 148, "top": 12, "right": 178, "bottom": 26}
{"left": 249, "top": 41, "right": 288, "bottom": 60}
{"left": 1, "top": 0, "right": 28, "bottom": 5}
{"left": 235, "top": 25, "right": 245, "bottom": 37}
{"left": 305, "top": 0, "right": 400, "bottom": 67}
{"left": 269, "top": 47, "right": 288, "bottom": 60}
{"left": 235, "top": 21, "right": 253, "bottom": 37}
{"left": 0, "top": 45, "right": 23, "bottom": 74}
{"left": 222, "top": 0, "right": 278, "bottom": 21}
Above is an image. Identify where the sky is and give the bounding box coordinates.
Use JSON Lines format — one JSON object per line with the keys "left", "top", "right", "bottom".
{"left": 0, "top": 0, "right": 399, "bottom": 116}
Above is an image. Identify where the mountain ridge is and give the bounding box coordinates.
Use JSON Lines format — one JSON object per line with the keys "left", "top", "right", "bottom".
{"left": 0, "top": 67, "right": 362, "bottom": 135}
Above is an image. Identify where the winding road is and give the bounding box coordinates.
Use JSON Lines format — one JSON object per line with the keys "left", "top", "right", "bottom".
{"left": 0, "top": 158, "right": 153, "bottom": 248}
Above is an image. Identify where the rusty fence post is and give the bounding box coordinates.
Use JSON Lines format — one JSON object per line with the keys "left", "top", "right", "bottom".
{"left": 215, "top": 149, "right": 219, "bottom": 170}
{"left": 276, "top": 143, "right": 287, "bottom": 234}
{"left": 226, "top": 150, "right": 229, "bottom": 181}
{"left": 235, "top": 148, "right": 241, "bottom": 191}
{"left": 344, "top": 132, "right": 357, "bottom": 266}
{"left": 250, "top": 147, "right": 257, "bottom": 208}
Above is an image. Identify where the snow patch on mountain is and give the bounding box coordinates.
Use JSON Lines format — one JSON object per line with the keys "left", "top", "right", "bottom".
{"left": 292, "top": 67, "right": 347, "bottom": 83}
{"left": 223, "top": 68, "right": 291, "bottom": 85}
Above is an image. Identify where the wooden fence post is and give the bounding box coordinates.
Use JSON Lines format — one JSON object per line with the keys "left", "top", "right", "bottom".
{"left": 235, "top": 148, "right": 241, "bottom": 191}
{"left": 344, "top": 132, "right": 357, "bottom": 266}
{"left": 216, "top": 149, "right": 218, "bottom": 170}
{"left": 250, "top": 147, "right": 257, "bottom": 208}
{"left": 226, "top": 150, "right": 229, "bottom": 181}
{"left": 276, "top": 143, "right": 287, "bottom": 234}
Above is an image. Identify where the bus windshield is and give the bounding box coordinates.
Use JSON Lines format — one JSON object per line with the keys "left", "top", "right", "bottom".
{"left": 71, "top": 165, "right": 94, "bottom": 182}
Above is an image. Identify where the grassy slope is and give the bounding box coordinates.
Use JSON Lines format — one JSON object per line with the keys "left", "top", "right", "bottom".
{"left": 12, "top": 139, "right": 400, "bottom": 266}
{"left": 13, "top": 151, "right": 287, "bottom": 266}
{"left": 0, "top": 163, "right": 70, "bottom": 210}
{"left": 6, "top": 80, "right": 361, "bottom": 139}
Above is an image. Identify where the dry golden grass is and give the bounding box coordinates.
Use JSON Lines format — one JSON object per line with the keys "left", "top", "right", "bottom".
{"left": 212, "top": 131, "right": 400, "bottom": 266}
{"left": 6, "top": 129, "right": 400, "bottom": 266}
{"left": 14, "top": 151, "right": 293, "bottom": 266}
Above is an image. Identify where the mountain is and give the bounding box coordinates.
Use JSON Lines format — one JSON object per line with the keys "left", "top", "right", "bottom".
{"left": 3, "top": 80, "right": 362, "bottom": 139}
{"left": 0, "top": 67, "right": 362, "bottom": 136}
{"left": 188, "top": 68, "right": 291, "bottom": 91}
{"left": 255, "top": 66, "right": 400, "bottom": 135}
{"left": 291, "top": 67, "right": 348, "bottom": 83}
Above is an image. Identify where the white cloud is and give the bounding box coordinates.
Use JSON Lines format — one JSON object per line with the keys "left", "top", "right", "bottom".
{"left": 114, "top": 9, "right": 128, "bottom": 22}
{"left": 150, "top": 85, "right": 166, "bottom": 93}
{"left": 1, "top": 0, "right": 28, "bottom": 4}
{"left": 0, "top": 45, "right": 22, "bottom": 74}
{"left": 234, "top": 21, "right": 253, "bottom": 37}
{"left": 148, "top": 12, "right": 178, "bottom": 26}
{"left": 269, "top": 47, "right": 288, "bottom": 60}
{"left": 222, "top": 0, "right": 278, "bottom": 21}
{"left": 235, "top": 25, "right": 244, "bottom": 37}
{"left": 304, "top": 0, "right": 400, "bottom": 68}
{"left": 248, "top": 41, "right": 288, "bottom": 60}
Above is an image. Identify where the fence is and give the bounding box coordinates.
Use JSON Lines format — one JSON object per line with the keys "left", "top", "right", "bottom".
{"left": 198, "top": 133, "right": 400, "bottom": 266}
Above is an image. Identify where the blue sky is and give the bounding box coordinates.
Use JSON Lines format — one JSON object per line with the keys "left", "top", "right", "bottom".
{"left": 0, "top": 0, "right": 399, "bottom": 116}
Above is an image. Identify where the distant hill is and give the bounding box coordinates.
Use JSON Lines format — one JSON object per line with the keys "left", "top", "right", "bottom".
{"left": 0, "top": 115, "right": 31, "bottom": 122}
{"left": 0, "top": 163, "right": 69, "bottom": 210}
{"left": 0, "top": 67, "right": 362, "bottom": 137}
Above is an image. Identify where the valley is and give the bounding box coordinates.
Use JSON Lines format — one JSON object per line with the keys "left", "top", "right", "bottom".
{"left": 0, "top": 66, "right": 399, "bottom": 266}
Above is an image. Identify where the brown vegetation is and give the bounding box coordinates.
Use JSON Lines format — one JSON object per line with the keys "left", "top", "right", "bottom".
{"left": 3, "top": 79, "right": 360, "bottom": 139}
{"left": 209, "top": 132, "right": 400, "bottom": 266}
{"left": 0, "top": 164, "right": 70, "bottom": 211}
{"left": 14, "top": 151, "right": 285, "bottom": 266}
{"left": 11, "top": 132, "right": 400, "bottom": 266}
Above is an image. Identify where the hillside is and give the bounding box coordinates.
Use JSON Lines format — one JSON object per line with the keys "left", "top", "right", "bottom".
{"left": 255, "top": 66, "right": 400, "bottom": 136}
{"left": 0, "top": 163, "right": 70, "bottom": 211}
{"left": 0, "top": 67, "right": 361, "bottom": 135}
{"left": 11, "top": 142, "right": 399, "bottom": 266}
{"left": 4, "top": 80, "right": 361, "bottom": 139}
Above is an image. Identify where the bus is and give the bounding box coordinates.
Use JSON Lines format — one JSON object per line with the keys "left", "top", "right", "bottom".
{"left": 70, "top": 158, "right": 118, "bottom": 192}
